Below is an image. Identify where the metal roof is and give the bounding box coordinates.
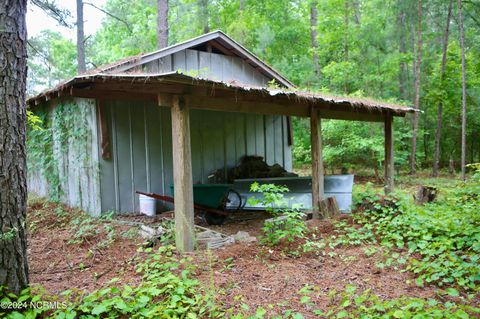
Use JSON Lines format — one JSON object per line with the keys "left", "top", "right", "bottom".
{"left": 96, "top": 30, "right": 295, "bottom": 88}
{"left": 27, "top": 72, "right": 416, "bottom": 121}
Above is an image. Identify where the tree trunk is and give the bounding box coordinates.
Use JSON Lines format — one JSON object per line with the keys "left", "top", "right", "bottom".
{"left": 397, "top": 8, "right": 407, "bottom": 100}
{"left": 240, "top": 0, "right": 244, "bottom": 11}
{"left": 76, "top": 0, "right": 86, "bottom": 73}
{"left": 432, "top": 0, "right": 453, "bottom": 177}
{"left": 343, "top": 0, "right": 350, "bottom": 93}
{"left": 198, "top": 0, "right": 209, "bottom": 34}
{"left": 0, "top": 0, "right": 29, "bottom": 294}
{"left": 458, "top": 0, "right": 467, "bottom": 181}
{"left": 410, "top": 0, "right": 422, "bottom": 175}
{"left": 344, "top": 0, "right": 349, "bottom": 63}
{"left": 414, "top": 186, "right": 437, "bottom": 204}
{"left": 310, "top": 1, "right": 320, "bottom": 77}
{"left": 157, "top": 0, "right": 169, "bottom": 49}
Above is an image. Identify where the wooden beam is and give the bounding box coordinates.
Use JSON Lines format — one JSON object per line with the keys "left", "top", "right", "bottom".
{"left": 317, "top": 109, "right": 385, "bottom": 122}
{"left": 158, "top": 93, "right": 172, "bottom": 107}
{"left": 65, "top": 82, "right": 402, "bottom": 122}
{"left": 310, "top": 107, "right": 324, "bottom": 219}
{"left": 170, "top": 95, "right": 195, "bottom": 252}
{"left": 208, "top": 40, "right": 235, "bottom": 56}
{"left": 384, "top": 115, "right": 394, "bottom": 194}
{"left": 70, "top": 88, "right": 157, "bottom": 102}
{"left": 187, "top": 95, "right": 310, "bottom": 117}
{"left": 69, "top": 80, "right": 397, "bottom": 118}
{"left": 96, "top": 100, "right": 111, "bottom": 160}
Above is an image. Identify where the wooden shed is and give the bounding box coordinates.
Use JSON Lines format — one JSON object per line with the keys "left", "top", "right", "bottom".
{"left": 28, "top": 31, "right": 295, "bottom": 215}
{"left": 28, "top": 31, "right": 416, "bottom": 252}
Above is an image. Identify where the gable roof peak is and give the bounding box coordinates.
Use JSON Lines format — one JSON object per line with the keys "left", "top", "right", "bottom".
{"left": 101, "top": 30, "right": 294, "bottom": 88}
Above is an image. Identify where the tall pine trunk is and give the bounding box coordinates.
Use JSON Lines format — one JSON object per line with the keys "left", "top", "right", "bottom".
{"left": 157, "top": 0, "right": 169, "bottom": 49}
{"left": 410, "top": 0, "right": 422, "bottom": 174}
{"left": 0, "top": 0, "right": 29, "bottom": 294}
{"left": 76, "top": 0, "right": 86, "bottom": 73}
{"left": 310, "top": 0, "right": 320, "bottom": 77}
{"left": 343, "top": 0, "right": 350, "bottom": 93}
{"left": 397, "top": 7, "right": 407, "bottom": 101}
{"left": 199, "top": 0, "right": 209, "bottom": 34}
{"left": 432, "top": 0, "right": 453, "bottom": 177}
{"left": 458, "top": 0, "right": 467, "bottom": 180}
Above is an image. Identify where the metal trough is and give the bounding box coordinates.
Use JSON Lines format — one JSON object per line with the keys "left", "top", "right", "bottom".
{"left": 226, "top": 175, "right": 354, "bottom": 212}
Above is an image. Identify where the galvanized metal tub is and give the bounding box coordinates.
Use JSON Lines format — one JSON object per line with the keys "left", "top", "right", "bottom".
{"left": 226, "top": 175, "right": 354, "bottom": 212}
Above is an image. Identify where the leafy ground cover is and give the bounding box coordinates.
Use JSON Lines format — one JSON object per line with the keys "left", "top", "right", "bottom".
{"left": 1, "top": 173, "right": 479, "bottom": 318}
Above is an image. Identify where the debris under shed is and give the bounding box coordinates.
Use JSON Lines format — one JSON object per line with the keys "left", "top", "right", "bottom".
{"left": 208, "top": 156, "right": 298, "bottom": 184}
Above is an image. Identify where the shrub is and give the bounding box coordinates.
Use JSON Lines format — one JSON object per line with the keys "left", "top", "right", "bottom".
{"left": 332, "top": 182, "right": 480, "bottom": 291}
{"left": 248, "top": 182, "right": 307, "bottom": 246}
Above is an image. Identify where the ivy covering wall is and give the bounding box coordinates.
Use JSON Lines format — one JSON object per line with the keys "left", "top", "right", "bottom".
{"left": 27, "top": 98, "right": 101, "bottom": 215}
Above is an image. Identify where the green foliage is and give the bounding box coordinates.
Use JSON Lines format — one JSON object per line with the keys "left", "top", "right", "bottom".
{"left": 27, "top": 30, "right": 76, "bottom": 94}
{"left": 26, "top": 110, "right": 43, "bottom": 131}
{"left": 322, "top": 285, "right": 479, "bottom": 319}
{"left": 0, "top": 246, "right": 223, "bottom": 318}
{"left": 292, "top": 116, "right": 411, "bottom": 171}
{"left": 248, "top": 183, "right": 306, "bottom": 246}
{"left": 27, "top": 101, "right": 91, "bottom": 201}
{"left": 0, "top": 227, "right": 18, "bottom": 242}
{"left": 467, "top": 163, "right": 480, "bottom": 180}
{"left": 27, "top": 0, "right": 480, "bottom": 170}
{"left": 333, "top": 179, "right": 480, "bottom": 291}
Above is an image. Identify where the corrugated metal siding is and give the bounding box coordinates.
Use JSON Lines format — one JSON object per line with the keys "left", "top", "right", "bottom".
{"left": 96, "top": 48, "right": 293, "bottom": 213}
{"left": 27, "top": 98, "right": 101, "bottom": 215}
{"left": 99, "top": 101, "right": 292, "bottom": 213}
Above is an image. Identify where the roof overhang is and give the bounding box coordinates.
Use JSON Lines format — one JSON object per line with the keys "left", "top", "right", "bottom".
{"left": 27, "top": 72, "right": 417, "bottom": 122}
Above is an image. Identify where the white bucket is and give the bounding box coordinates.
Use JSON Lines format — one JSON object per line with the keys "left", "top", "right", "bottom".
{"left": 139, "top": 194, "right": 156, "bottom": 216}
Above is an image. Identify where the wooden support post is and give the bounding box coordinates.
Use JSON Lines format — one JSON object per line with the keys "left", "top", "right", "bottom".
{"left": 310, "top": 107, "right": 324, "bottom": 219}
{"left": 384, "top": 115, "right": 394, "bottom": 194}
{"left": 170, "top": 95, "right": 195, "bottom": 252}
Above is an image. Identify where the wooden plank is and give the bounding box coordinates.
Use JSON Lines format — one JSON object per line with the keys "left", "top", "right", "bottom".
{"left": 264, "top": 115, "right": 275, "bottom": 165}
{"left": 221, "top": 55, "right": 233, "bottom": 82}
{"left": 159, "top": 56, "right": 172, "bottom": 73}
{"left": 224, "top": 112, "right": 237, "bottom": 170}
{"left": 246, "top": 113, "right": 257, "bottom": 155}
{"left": 188, "top": 95, "right": 310, "bottom": 117}
{"left": 185, "top": 49, "right": 199, "bottom": 74}
{"left": 198, "top": 51, "right": 211, "bottom": 78}
{"left": 384, "top": 115, "right": 394, "bottom": 194}
{"left": 235, "top": 113, "right": 246, "bottom": 161}
{"left": 170, "top": 95, "right": 195, "bottom": 252}
{"left": 131, "top": 102, "right": 148, "bottom": 211}
{"left": 283, "top": 116, "right": 293, "bottom": 170}
{"left": 189, "top": 109, "right": 204, "bottom": 184}
{"left": 310, "top": 108, "right": 324, "bottom": 219}
{"left": 274, "top": 116, "right": 284, "bottom": 165}
{"left": 173, "top": 50, "right": 186, "bottom": 71}
{"left": 70, "top": 88, "right": 157, "bottom": 102}
{"left": 115, "top": 102, "right": 134, "bottom": 212}
{"left": 146, "top": 103, "right": 164, "bottom": 195}
{"left": 255, "top": 115, "right": 265, "bottom": 159}
{"left": 161, "top": 107, "right": 174, "bottom": 209}
{"left": 96, "top": 100, "right": 111, "bottom": 159}
{"left": 210, "top": 53, "right": 223, "bottom": 82}
{"left": 208, "top": 40, "right": 235, "bottom": 56}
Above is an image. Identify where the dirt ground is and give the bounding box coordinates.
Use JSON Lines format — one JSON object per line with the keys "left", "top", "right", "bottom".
{"left": 27, "top": 200, "right": 441, "bottom": 317}
{"left": 193, "top": 219, "right": 439, "bottom": 317}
